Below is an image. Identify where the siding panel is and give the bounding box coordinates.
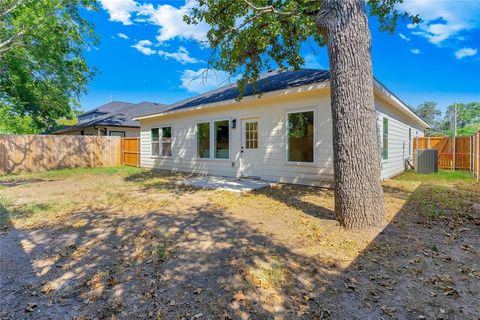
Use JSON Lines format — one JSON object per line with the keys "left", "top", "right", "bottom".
{"left": 140, "top": 89, "right": 425, "bottom": 186}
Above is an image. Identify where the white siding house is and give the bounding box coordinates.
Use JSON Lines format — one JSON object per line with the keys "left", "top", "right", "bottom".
{"left": 135, "top": 69, "right": 428, "bottom": 187}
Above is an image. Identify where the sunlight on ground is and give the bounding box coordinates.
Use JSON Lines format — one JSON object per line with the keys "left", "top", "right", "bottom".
{"left": 0, "top": 167, "right": 478, "bottom": 319}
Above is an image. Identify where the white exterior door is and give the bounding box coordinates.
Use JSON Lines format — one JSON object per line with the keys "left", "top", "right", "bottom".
{"left": 240, "top": 118, "right": 261, "bottom": 177}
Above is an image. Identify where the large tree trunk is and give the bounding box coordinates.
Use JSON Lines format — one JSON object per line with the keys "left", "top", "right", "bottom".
{"left": 316, "top": 0, "right": 384, "bottom": 229}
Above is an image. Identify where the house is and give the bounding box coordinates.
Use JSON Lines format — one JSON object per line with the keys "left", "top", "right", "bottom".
{"left": 134, "top": 69, "right": 429, "bottom": 187}
{"left": 55, "top": 101, "right": 169, "bottom": 137}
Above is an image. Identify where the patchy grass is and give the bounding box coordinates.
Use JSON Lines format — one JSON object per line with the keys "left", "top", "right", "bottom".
{"left": 0, "top": 167, "right": 479, "bottom": 319}
{"left": 394, "top": 169, "right": 475, "bottom": 183}
{"left": 0, "top": 166, "right": 143, "bottom": 183}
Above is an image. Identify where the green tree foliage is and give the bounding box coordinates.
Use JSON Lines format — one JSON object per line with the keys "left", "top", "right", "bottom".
{"left": 414, "top": 101, "right": 480, "bottom": 137}
{"left": 0, "top": 0, "right": 98, "bottom": 133}
{"left": 185, "top": 0, "right": 418, "bottom": 93}
{"left": 443, "top": 102, "right": 480, "bottom": 136}
{"left": 413, "top": 101, "right": 441, "bottom": 127}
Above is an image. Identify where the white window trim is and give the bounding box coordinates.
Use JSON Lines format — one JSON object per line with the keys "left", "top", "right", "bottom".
{"left": 285, "top": 108, "right": 317, "bottom": 166}
{"left": 213, "top": 119, "right": 231, "bottom": 160}
{"left": 382, "top": 117, "right": 389, "bottom": 162}
{"left": 243, "top": 119, "right": 260, "bottom": 150}
{"left": 196, "top": 121, "right": 212, "bottom": 160}
{"left": 195, "top": 119, "right": 231, "bottom": 161}
{"left": 150, "top": 128, "right": 160, "bottom": 158}
{"left": 408, "top": 127, "right": 412, "bottom": 156}
{"left": 160, "top": 125, "right": 173, "bottom": 158}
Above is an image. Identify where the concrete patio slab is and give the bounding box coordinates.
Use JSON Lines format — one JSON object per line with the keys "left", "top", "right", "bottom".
{"left": 179, "top": 176, "right": 271, "bottom": 193}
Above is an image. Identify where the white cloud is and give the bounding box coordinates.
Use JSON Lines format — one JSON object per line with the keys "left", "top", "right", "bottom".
{"left": 398, "top": 0, "right": 480, "bottom": 46}
{"left": 138, "top": 1, "right": 209, "bottom": 44}
{"left": 399, "top": 33, "right": 411, "bottom": 41}
{"left": 303, "top": 54, "right": 324, "bottom": 70}
{"left": 454, "top": 47, "right": 478, "bottom": 59}
{"left": 100, "top": 0, "right": 209, "bottom": 44}
{"left": 410, "top": 48, "right": 421, "bottom": 55}
{"left": 158, "top": 46, "right": 200, "bottom": 65}
{"left": 131, "top": 40, "right": 156, "bottom": 56}
{"left": 180, "top": 68, "right": 238, "bottom": 94}
{"left": 117, "top": 33, "right": 129, "bottom": 40}
{"left": 100, "top": 0, "right": 138, "bottom": 25}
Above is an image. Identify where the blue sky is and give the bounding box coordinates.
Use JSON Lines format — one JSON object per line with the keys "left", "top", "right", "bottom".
{"left": 79, "top": 0, "right": 480, "bottom": 114}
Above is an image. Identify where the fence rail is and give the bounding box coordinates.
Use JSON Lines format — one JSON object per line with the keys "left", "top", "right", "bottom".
{"left": 0, "top": 135, "right": 122, "bottom": 174}
{"left": 413, "top": 136, "right": 473, "bottom": 170}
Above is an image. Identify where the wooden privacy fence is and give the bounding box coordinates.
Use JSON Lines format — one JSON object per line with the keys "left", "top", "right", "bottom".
{"left": 0, "top": 135, "right": 122, "bottom": 174}
{"left": 122, "top": 137, "right": 140, "bottom": 167}
{"left": 413, "top": 135, "right": 480, "bottom": 177}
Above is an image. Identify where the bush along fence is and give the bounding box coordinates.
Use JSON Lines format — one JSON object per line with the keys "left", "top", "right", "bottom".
{"left": 0, "top": 135, "right": 122, "bottom": 174}
{"left": 413, "top": 133, "right": 480, "bottom": 181}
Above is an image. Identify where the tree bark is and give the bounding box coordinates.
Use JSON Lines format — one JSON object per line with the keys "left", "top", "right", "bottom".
{"left": 316, "top": 0, "right": 384, "bottom": 229}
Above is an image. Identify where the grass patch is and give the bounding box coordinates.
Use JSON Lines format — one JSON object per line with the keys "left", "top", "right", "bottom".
{"left": 247, "top": 259, "right": 285, "bottom": 289}
{"left": 410, "top": 184, "right": 473, "bottom": 219}
{"left": 395, "top": 170, "right": 474, "bottom": 183}
{"left": 0, "top": 197, "right": 11, "bottom": 229}
{"left": 0, "top": 166, "right": 144, "bottom": 182}
{"left": 0, "top": 199, "right": 77, "bottom": 229}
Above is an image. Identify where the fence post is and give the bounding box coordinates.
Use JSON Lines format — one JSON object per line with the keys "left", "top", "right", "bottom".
{"left": 477, "top": 132, "right": 480, "bottom": 181}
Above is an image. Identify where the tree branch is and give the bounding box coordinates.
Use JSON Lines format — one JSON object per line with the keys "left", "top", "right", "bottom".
{"left": 0, "top": 30, "right": 25, "bottom": 56}
{"left": 0, "top": 0, "right": 22, "bottom": 18}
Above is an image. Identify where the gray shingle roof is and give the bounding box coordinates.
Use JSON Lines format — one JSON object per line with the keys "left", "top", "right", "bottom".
{"left": 166, "top": 69, "right": 330, "bottom": 112}
{"left": 139, "top": 68, "right": 426, "bottom": 127}
{"left": 56, "top": 101, "right": 169, "bottom": 133}
{"left": 81, "top": 101, "right": 134, "bottom": 116}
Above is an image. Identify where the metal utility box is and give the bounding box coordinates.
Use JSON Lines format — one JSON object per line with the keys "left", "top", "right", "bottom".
{"left": 415, "top": 149, "right": 438, "bottom": 174}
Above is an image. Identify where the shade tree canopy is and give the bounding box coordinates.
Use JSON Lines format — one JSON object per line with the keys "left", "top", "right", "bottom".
{"left": 0, "top": 0, "right": 97, "bottom": 133}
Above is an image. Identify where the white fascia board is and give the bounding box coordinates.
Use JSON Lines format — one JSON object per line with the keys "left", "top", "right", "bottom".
{"left": 133, "top": 82, "right": 330, "bottom": 121}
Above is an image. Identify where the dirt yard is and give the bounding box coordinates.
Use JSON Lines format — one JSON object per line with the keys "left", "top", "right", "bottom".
{"left": 0, "top": 167, "right": 479, "bottom": 319}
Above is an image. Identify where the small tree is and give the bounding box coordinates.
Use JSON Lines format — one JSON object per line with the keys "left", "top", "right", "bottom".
{"left": 0, "top": 0, "right": 98, "bottom": 133}
{"left": 187, "top": 0, "right": 419, "bottom": 229}
{"left": 443, "top": 102, "right": 480, "bottom": 136}
{"left": 414, "top": 101, "right": 441, "bottom": 127}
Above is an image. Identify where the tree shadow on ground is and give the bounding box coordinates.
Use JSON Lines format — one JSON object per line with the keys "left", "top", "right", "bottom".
{"left": 1, "top": 178, "right": 478, "bottom": 319}
{"left": 126, "top": 170, "right": 336, "bottom": 221}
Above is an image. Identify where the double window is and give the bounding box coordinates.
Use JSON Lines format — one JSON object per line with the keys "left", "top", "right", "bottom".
{"left": 151, "top": 127, "right": 172, "bottom": 157}
{"left": 287, "top": 111, "right": 314, "bottom": 163}
{"left": 197, "top": 120, "right": 230, "bottom": 159}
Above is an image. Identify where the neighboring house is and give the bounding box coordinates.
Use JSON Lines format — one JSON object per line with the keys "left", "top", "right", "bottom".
{"left": 134, "top": 69, "right": 429, "bottom": 187}
{"left": 55, "top": 101, "right": 169, "bottom": 137}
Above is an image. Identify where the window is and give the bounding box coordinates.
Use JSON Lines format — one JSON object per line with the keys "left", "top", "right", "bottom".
{"left": 151, "top": 128, "right": 159, "bottom": 156}
{"left": 287, "top": 111, "right": 314, "bottom": 163}
{"left": 197, "top": 123, "right": 210, "bottom": 158}
{"left": 109, "top": 131, "right": 125, "bottom": 137}
{"left": 382, "top": 117, "right": 389, "bottom": 160}
{"left": 161, "top": 127, "right": 172, "bottom": 157}
{"left": 408, "top": 128, "right": 412, "bottom": 156}
{"left": 245, "top": 121, "right": 258, "bottom": 149}
{"left": 214, "top": 120, "right": 229, "bottom": 159}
